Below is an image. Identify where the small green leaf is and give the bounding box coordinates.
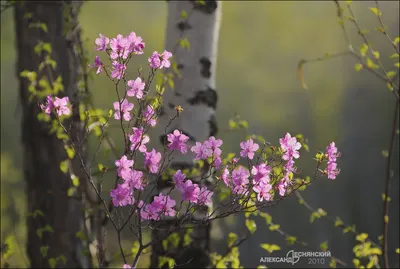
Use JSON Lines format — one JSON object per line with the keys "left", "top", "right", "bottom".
{"left": 396, "top": 248, "right": 399, "bottom": 254}
{"left": 356, "top": 233, "right": 368, "bottom": 242}
{"left": 320, "top": 241, "right": 328, "bottom": 252}
{"left": 58, "top": 255, "right": 67, "bottom": 265}
{"left": 180, "top": 10, "right": 188, "bottom": 19}
{"left": 286, "top": 236, "right": 297, "bottom": 245}
{"left": 60, "top": 160, "right": 69, "bottom": 174}
{"left": 386, "top": 71, "right": 397, "bottom": 79}
{"left": 40, "top": 246, "right": 49, "bottom": 257}
{"left": 67, "top": 187, "right": 75, "bottom": 197}
{"left": 366, "top": 58, "right": 380, "bottom": 69}
{"left": 369, "top": 7, "right": 382, "bottom": 17}
{"left": 360, "top": 43, "right": 368, "bottom": 57}
{"left": 269, "top": 224, "right": 280, "bottom": 231}
{"left": 390, "top": 53, "right": 399, "bottom": 59}
{"left": 334, "top": 217, "right": 344, "bottom": 227}
{"left": 259, "top": 212, "right": 272, "bottom": 225}
{"left": 227, "top": 233, "right": 238, "bottom": 247}
{"left": 394, "top": 62, "right": 400, "bottom": 68}
{"left": 49, "top": 258, "right": 57, "bottom": 268}
{"left": 329, "top": 258, "right": 337, "bottom": 268}
{"left": 260, "top": 243, "right": 281, "bottom": 253}
{"left": 372, "top": 50, "right": 380, "bottom": 60}
{"left": 245, "top": 219, "right": 257, "bottom": 234}
{"left": 394, "top": 36, "right": 399, "bottom": 46}
{"left": 381, "top": 150, "right": 389, "bottom": 158}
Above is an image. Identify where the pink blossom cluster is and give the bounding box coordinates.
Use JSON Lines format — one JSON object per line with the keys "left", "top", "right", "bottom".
{"left": 191, "top": 136, "right": 224, "bottom": 168}
{"left": 173, "top": 170, "right": 213, "bottom": 206}
{"left": 139, "top": 193, "right": 176, "bottom": 221}
{"left": 89, "top": 32, "right": 172, "bottom": 80}
{"left": 40, "top": 95, "right": 71, "bottom": 116}
{"left": 277, "top": 133, "right": 302, "bottom": 196}
{"left": 325, "top": 142, "right": 341, "bottom": 180}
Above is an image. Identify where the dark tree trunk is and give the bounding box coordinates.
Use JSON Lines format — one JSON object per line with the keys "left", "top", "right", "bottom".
{"left": 14, "top": 1, "right": 90, "bottom": 268}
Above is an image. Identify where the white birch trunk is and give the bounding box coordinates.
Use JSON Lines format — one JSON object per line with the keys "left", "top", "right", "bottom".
{"left": 151, "top": 1, "right": 222, "bottom": 267}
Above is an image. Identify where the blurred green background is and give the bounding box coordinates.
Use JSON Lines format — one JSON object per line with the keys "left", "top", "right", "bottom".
{"left": 1, "top": 1, "right": 399, "bottom": 268}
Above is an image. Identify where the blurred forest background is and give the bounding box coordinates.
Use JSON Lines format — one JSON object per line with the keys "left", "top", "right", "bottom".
{"left": 1, "top": 1, "right": 399, "bottom": 268}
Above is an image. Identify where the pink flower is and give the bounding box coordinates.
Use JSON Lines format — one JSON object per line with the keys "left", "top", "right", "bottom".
{"left": 253, "top": 182, "right": 272, "bottom": 202}
{"left": 143, "top": 105, "right": 157, "bottom": 127}
{"left": 110, "top": 34, "right": 129, "bottom": 60}
{"left": 53, "top": 97, "right": 71, "bottom": 116}
{"left": 191, "top": 142, "right": 213, "bottom": 160}
{"left": 173, "top": 170, "right": 186, "bottom": 188}
{"left": 167, "top": 130, "right": 189, "bottom": 153}
{"left": 88, "top": 56, "right": 104, "bottom": 74}
{"left": 115, "top": 155, "right": 134, "bottom": 179}
{"left": 240, "top": 139, "right": 259, "bottom": 160}
{"left": 251, "top": 163, "right": 271, "bottom": 185}
{"left": 160, "top": 50, "right": 172, "bottom": 69}
{"left": 126, "top": 32, "right": 145, "bottom": 55}
{"left": 129, "top": 127, "right": 149, "bottom": 152}
{"left": 198, "top": 186, "right": 213, "bottom": 206}
{"left": 123, "top": 169, "right": 144, "bottom": 190}
{"left": 277, "top": 176, "right": 290, "bottom": 196}
{"left": 111, "top": 61, "right": 126, "bottom": 79}
{"left": 95, "top": 33, "right": 109, "bottom": 51}
{"left": 325, "top": 142, "right": 339, "bottom": 162}
{"left": 40, "top": 95, "right": 54, "bottom": 115}
{"left": 148, "top": 50, "right": 172, "bottom": 69}
{"left": 144, "top": 149, "right": 162, "bottom": 173}
{"left": 179, "top": 180, "right": 200, "bottom": 203}
{"left": 326, "top": 161, "right": 340, "bottom": 180}
{"left": 127, "top": 77, "right": 145, "bottom": 99}
{"left": 141, "top": 194, "right": 176, "bottom": 220}
{"left": 213, "top": 157, "right": 222, "bottom": 169}
{"left": 231, "top": 166, "right": 250, "bottom": 195}
{"left": 205, "top": 136, "right": 223, "bottom": 157}
{"left": 221, "top": 166, "right": 231, "bottom": 186}
{"left": 152, "top": 193, "right": 176, "bottom": 217}
{"left": 279, "top": 133, "right": 301, "bottom": 160}
{"left": 113, "top": 99, "right": 134, "bottom": 121}
{"left": 148, "top": 52, "right": 161, "bottom": 69}
{"left": 110, "top": 184, "right": 134, "bottom": 207}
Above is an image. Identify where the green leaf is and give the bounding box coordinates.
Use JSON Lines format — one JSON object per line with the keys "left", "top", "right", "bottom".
{"left": 394, "top": 36, "right": 399, "bottom": 46}
{"left": 180, "top": 10, "right": 188, "bottom": 19}
{"left": 58, "top": 255, "right": 67, "bottom": 265}
{"left": 381, "top": 150, "right": 389, "bottom": 158}
{"left": 334, "top": 217, "right": 344, "bottom": 227}
{"left": 366, "top": 58, "right": 380, "bottom": 69}
{"left": 285, "top": 236, "right": 297, "bottom": 245}
{"left": 372, "top": 50, "right": 380, "bottom": 60}
{"left": 329, "top": 258, "right": 337, "bottom": 268}
{"left": 356, "top": 233, "right": 368, "bottom": 242}
{"left": 48, "top": 258, "right": 57, "bottom": 268}
{"left": 259, "top": 212, "right": 272, "bottom": 225}
{"left": 269, "top": 224, "right": 280, "bottom": 231}
{"left": 67, "top": 187, "right": 75, "bottom": 197}
{"left": 394, "top": 62, "right": 400, "bottom": 68}
{"left": 390, "top": 53, "right": 399, "bottom": 59}
{"left": 360, "top": 43, "right": 368, "bottom": 57}
{"left": 369, "top": 7, "right": 382, "bottom": 17}
{"left": 60, "top": 160, "right": 69, "bottom": 174}
{"left": 76, "top": 230, "right": 86, "bottom": 241}
{"left": 320, "top": 241, "right": 328, "bottom": 252}
{"left": 65, "top": 145, "right": 75, "bottom": 159}
{"left": 396, "top": 248, "right": 399, "bottom": 254}
{"left": 260, "top": 243, "right": 281, "bottom": 253}
{"left": 40, "top": 246, "right": 49, "bottom": 257}
{"left": 158, "top": 256, "right": 175, "bottom": 268}
{"left": 386, "top": 71, "right": 397, "bottom": 79}
{"left": 245, "top": 219, "right": 257, "bottom": 234}
{"left": 71, "top": 174, "right": 80, "bottom": 187}
{"left": 227, "top": 233, "right": 238, "bottom": 247}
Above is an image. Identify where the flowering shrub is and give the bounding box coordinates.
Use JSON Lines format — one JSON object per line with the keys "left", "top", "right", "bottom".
{"left": 38, "top": 31, "right": 341, "bottom": 268}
